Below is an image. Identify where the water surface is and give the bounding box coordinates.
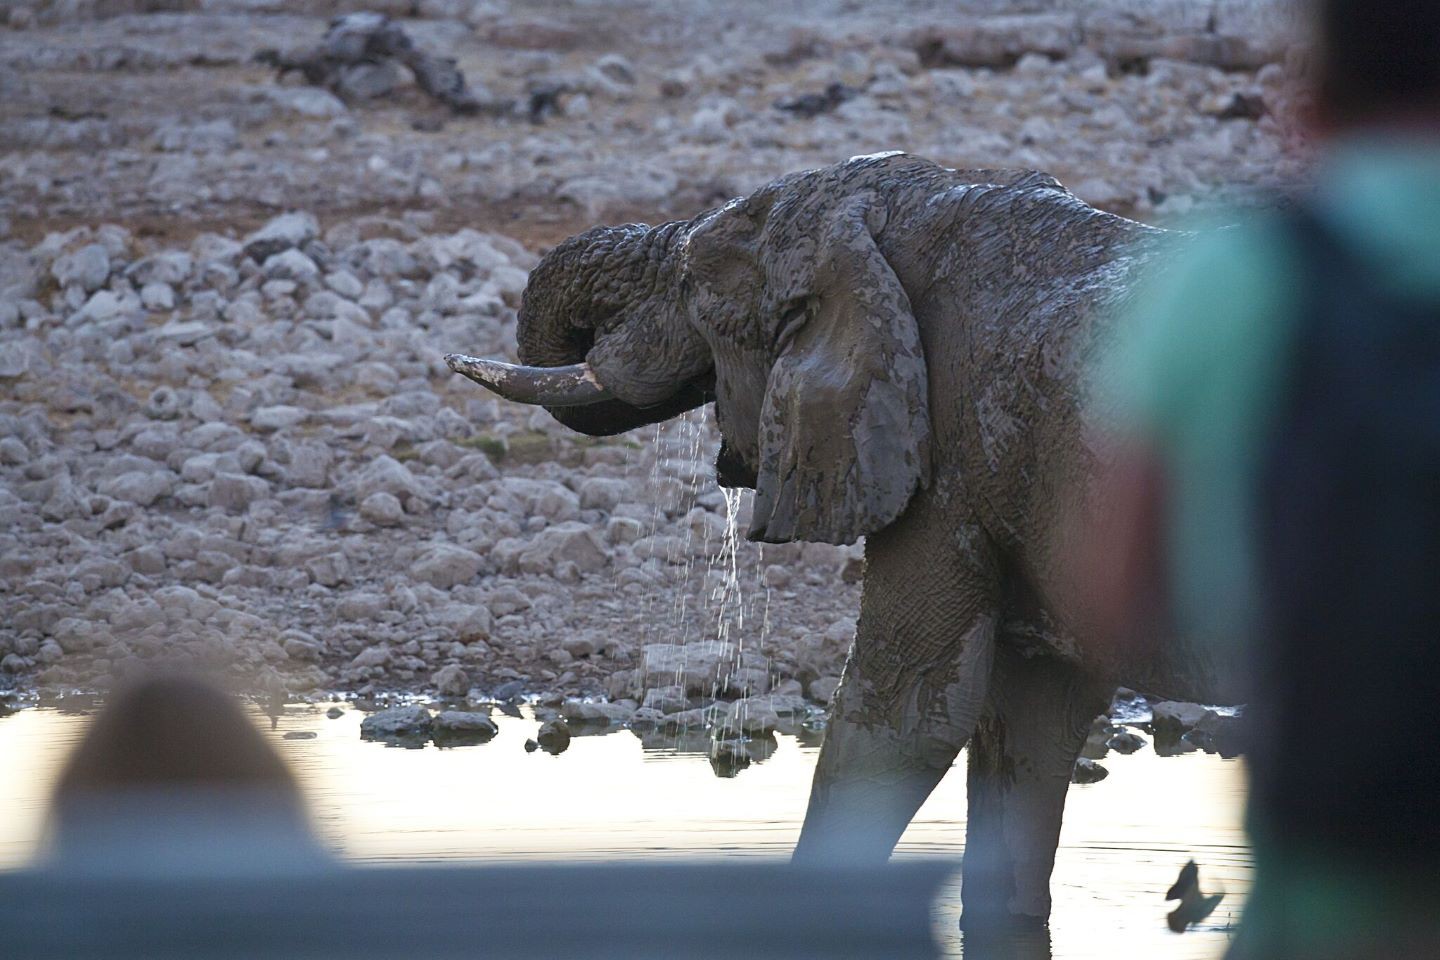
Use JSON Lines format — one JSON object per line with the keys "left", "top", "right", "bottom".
{"left": 0, "top": 703, "right": 1248, "bottom": 958}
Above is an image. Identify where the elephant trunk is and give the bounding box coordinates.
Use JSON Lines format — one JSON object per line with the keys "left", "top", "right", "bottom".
{"left": 502, "top": 219, "right": 713, "bottom": 437}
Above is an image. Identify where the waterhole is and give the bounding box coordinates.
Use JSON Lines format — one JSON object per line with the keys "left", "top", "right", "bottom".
{"left": 0, "top": 703, "right": 1249, "bottom": 959}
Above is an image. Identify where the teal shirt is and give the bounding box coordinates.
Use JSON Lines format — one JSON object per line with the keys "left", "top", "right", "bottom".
{"left": 1098, "top": 135, "right": 1440, "bottom": 951}
{"left": 1101, "top": 136, "right": 1440, "bottom": 647}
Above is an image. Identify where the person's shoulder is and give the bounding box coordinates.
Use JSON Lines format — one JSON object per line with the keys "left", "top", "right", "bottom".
{"left": 1154, "top": 207, "right": 1300, "bottom": 310}
{"left": 1097, "top": 204, "right": 1304, "bottom": 433}
{"left": 1137, "top": 205, "right": 1304, "bottom": 359}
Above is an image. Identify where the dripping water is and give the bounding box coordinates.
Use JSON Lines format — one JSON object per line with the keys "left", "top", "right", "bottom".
{"left": 609, "top": 406, "right": 779, "bottom": 761}
{"left": 713, "top": 486, "right": 746, "bottom": 650}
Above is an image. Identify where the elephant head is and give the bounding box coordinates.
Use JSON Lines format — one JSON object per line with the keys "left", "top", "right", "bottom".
{"left": 449, "top": 154, "right": 1049, "bottom": 545}
{"left": 493, "top": 218, "right": 717, "bottom": 438}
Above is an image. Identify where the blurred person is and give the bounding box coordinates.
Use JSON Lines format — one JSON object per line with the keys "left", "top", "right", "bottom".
{"left": 1082, "top": 1, "right": 1440, "bottom": 956}
{"left": 40, "top": 674, "right": 330, "bottom": 877}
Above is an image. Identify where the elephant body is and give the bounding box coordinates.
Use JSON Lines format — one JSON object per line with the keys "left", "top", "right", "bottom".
{"left": 449, "top": 153, "right": 1219, "bottom": 928}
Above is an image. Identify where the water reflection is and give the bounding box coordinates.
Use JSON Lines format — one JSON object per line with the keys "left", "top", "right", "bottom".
{"left": 961, "top": 927, "right": 1054, "bottom": 960}
{"left": 0, "top": 703, "right": 1248, "bottom": 959}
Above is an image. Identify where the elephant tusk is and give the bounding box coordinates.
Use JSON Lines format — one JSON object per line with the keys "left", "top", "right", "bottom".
{"left": 444, "top": 354, "right": 613, "bottom": 407}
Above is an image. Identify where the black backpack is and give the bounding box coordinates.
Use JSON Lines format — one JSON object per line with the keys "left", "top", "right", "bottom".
{"left": 1254, "top": 202, "right": 1440, "bottom": 861}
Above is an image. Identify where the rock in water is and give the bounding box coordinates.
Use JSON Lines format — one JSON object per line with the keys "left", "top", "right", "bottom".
{"left": 359, "top": 705, "right": 433, "bottom": 743}
{"left": 432, "top": 710, "right": 498, "bottom": 745}
{"left": 1071, "top": 757, "right": 1109, "bottom": 784}
{"left": 491, "top": 680, "right": 526, "bottom": 702}
{"left": 1151, "top": 701, "right": 1246, "bottom": 757}
{"left": 720, "top": 699, "right": 780, "bottom": 737}
{"left": 1107, "top": 730, "right": 1147, "bottom": 754}
{"left": 559, "top": 699, "right": 634, "bottom": 725}
{"left": 535, "top": 717, "right": 571, "bottom": 755}
{"left": 1184, "top": 709, "right": 1247, "bottom": 758}
{"left": 641, "top": 685, "right": 687, "bottom": 714}
{"left": 630, "top": 707, "right": 665, "bottom": 726}
{"left": 709, "top": 740, "right": 751, "bottom": 778}
{"left": 1150, "top": 700, "right": 1216, "bottom": 736}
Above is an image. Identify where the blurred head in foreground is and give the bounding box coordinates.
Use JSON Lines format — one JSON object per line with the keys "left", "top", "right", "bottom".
{"left": 43, "top": 674, "right": 328, "bottom": 876}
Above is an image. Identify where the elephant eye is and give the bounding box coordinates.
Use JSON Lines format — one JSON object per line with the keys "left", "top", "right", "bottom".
{"left": 773, "top": 301, "right": 810, "bottom": 354}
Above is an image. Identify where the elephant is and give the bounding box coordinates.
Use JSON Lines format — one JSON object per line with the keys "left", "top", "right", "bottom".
{"left": 445, "top": 153, "right": 1225, "bottom": 928}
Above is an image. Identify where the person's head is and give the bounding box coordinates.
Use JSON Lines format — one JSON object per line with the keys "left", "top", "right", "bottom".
{"left": 48, "top": 673, "right": 305, "bottom": 840}
{"left": 42, "top": 674, "right": 324, "bottom": 875}
{"left": 52, "top": 674, "right": 299, "bottom": 800}
{"left": 1311, "top": 0, "right": 1440, "bottom": 131}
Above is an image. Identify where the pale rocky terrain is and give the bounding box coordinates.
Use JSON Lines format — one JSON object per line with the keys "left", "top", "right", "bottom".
{"left": 1, "top": 0, "right": 1297, "bottom": 723}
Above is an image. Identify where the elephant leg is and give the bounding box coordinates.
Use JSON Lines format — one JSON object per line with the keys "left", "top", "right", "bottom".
{"left": 960, "top": 642, "right": 1110, "bottom": 929}
{"left": 794, "top": 505, "right": 999, "bottom": 864}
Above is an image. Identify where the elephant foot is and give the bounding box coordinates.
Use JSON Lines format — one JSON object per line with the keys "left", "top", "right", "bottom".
{"left": 959, "top": 921, "right": 1054, "bottom": 960}
{"left": 958, "top": 827, "right": 1055, "bottom": 933}
{"left": 961, "top": 646, "right": 1111, "bottom": 927}
{"left": 958, "top": 905, "right": 1049, "bottom": 933}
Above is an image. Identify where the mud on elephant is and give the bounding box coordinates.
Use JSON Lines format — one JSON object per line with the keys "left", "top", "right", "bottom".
{"left": 447, "top": 153, "right": 1228, "bottom": 928}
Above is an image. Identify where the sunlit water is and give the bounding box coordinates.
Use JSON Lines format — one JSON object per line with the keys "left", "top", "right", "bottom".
{"left": 0, "top": 704, "right": 1249, "bottom": 959}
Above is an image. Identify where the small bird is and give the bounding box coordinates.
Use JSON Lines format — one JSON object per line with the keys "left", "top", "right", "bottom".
{"left": 1165, "top": 859, "right": 1225, "bottom": 933}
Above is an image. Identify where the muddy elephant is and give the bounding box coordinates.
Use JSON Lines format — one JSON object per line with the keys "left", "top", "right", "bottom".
{"left": 447, "top": 153, "right": 1223, "bottom": 928}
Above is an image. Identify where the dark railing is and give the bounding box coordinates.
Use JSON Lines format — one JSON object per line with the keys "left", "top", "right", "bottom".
{"left": 0, "top": 861, "right": 954, "bottom": 960}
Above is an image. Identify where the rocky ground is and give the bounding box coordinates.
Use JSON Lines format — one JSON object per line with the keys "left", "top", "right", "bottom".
{"left": 2, "top": 0, "right": 1296, "bottom": 718}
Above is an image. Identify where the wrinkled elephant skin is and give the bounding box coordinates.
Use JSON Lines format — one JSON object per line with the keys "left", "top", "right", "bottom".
{"left": 448, "top": 153, "right": 1223, "bottom": 928}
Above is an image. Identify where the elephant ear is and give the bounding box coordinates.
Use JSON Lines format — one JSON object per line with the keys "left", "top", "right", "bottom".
{"left": 749, "top": 194, "right": 930, "bottom": 545}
